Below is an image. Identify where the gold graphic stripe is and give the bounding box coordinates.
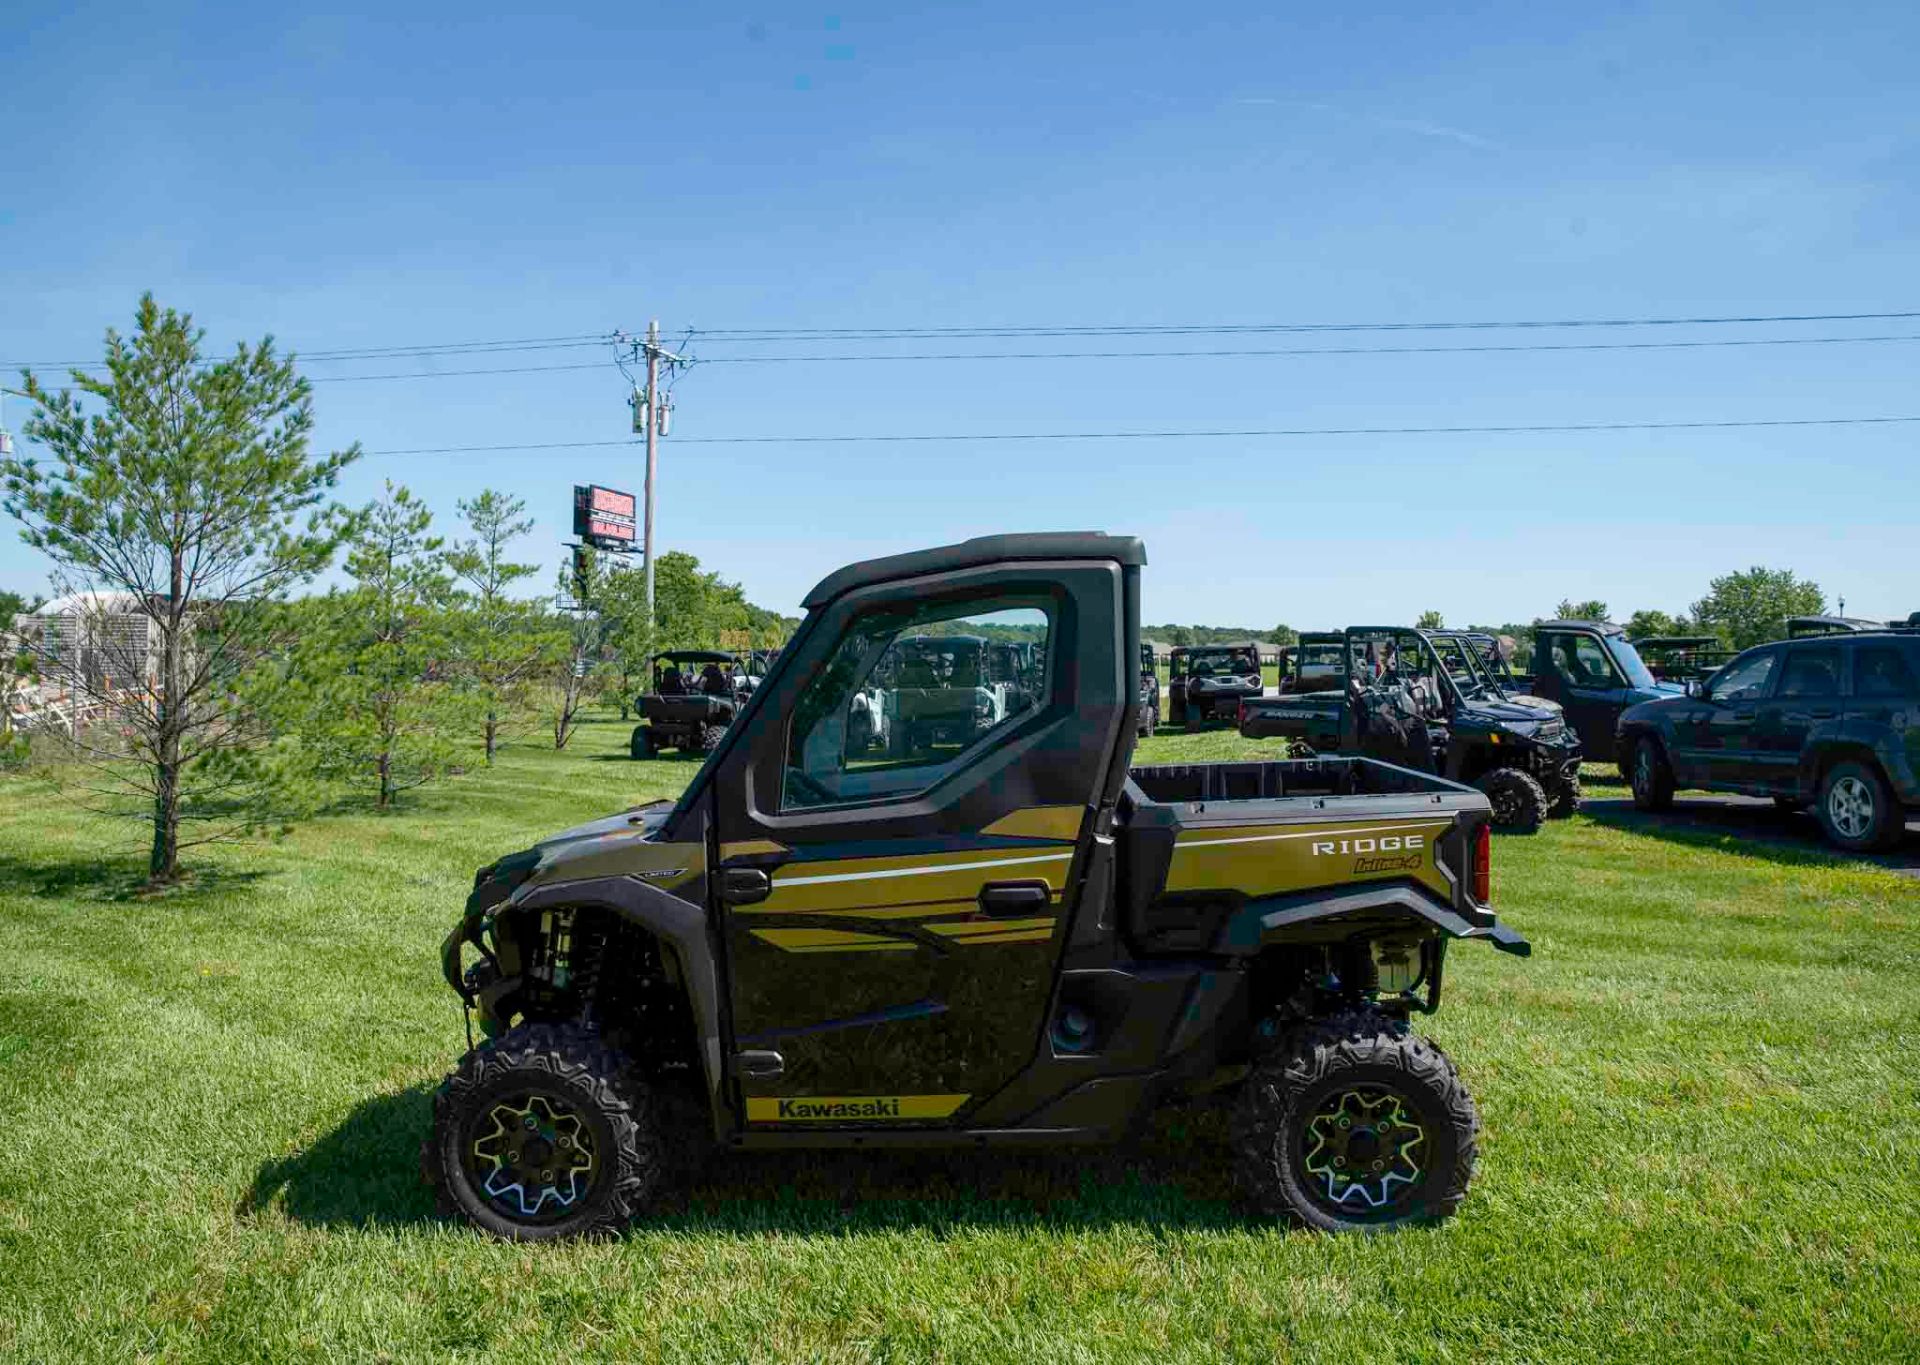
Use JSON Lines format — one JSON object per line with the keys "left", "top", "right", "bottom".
{"left": 926, "top": 917, "right": 1056, "bottom": 937}
{"left": 746, "top": 1094, "right": 969, "bottom": 1122}
{"left": 721, "top": 838, "right": 791, "bottom": 860}
{"left": 982, "top": 805, "right": 1086, "bottom": 841}
{"left": 735, "top": 892, "right": 1061, "bottom": 920}
{"left": 763, "top": 852, "right": 1071, "bottom": 913}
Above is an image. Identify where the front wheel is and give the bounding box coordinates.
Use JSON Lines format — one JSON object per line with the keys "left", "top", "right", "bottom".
{"left": 1816, "top": 760, "right": 1903, "bottom": 852}
{"left": 1475, "top": 767, "right": 1548, "bottom": 834}
{"left": 427, "top": 1023, "right": 666, "bottom": 1241}
{"left": 1547, "top": 770, "right": 1581, "bottom": 819}
{"left": 1231, "top": 1009, "right": 1478, "bottom": 1231}
{"left": 1629, "top": 736, "right": 1675, "bottom": 812}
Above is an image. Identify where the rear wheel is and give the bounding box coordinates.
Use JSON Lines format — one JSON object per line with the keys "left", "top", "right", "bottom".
{"left": 1629, "top": 736, "right": 1675, "bottom": 812}
{"left": 1139, "top": 702, "right": 1160, "bottom": 737}
{"left": 427, "top": 1023, "right": 666, "bottom": 1241}
{"left": 697, "top": 723, "right": 726, "bottom": 754}
{"left": 630, "top": 726, "right": 656, "bottom": 760}
{"left": 1816, "top": 760, "right": 1903, "bottom": 852}
{"left": 1475, "top": 767, "right": 1548, "bottom": 833}
{"left": 1231, "top": 1009, "right": 1478, "bottom": 1231}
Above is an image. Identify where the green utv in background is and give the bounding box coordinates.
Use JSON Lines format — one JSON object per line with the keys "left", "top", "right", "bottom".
{"left": 1137, "top": 643, "right": 1161, "bottom": 736}
{"left": 428, "top": 534, "right": 1529, "bottom": 1240}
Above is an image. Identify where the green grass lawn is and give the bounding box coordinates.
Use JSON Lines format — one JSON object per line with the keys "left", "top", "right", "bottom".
{"left": 2, "top": 715, "right": 1917, "bottom": 1362}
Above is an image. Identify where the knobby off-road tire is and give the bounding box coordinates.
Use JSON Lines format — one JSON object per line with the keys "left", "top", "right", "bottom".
{"left": 1476, "top": 767, "right": 1549, "bottom": 834}
{"left": 427, "top": 1022, "right": 666, "bottom": 1241}
{"left": 630, "top": 725, "right": 656, "bottom": 760}
{"left": 1815, "top": 760, "right": 1904, "bottom": 853}
{"left": 1547, "top": 770, "right": 1581, "bottom": 820}
{"left": 1138, "top": 702, "right": 1160, "bottom": 738}
{"left": 697, "top": 723, "right": 726, "bottom": 754}
{"left": 1231, "top": 1009, "right": 1479, "bottom": 1232}
{"left": 1629, "top": 735, "right": 1676, "bottom": 812}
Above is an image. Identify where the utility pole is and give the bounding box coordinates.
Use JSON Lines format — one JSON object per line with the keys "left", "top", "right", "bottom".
{"left": 616, "top": 323, "right": 686, "bottom": 626}
{"left": 643, "top": 320, "right": 660, "bottom": 621}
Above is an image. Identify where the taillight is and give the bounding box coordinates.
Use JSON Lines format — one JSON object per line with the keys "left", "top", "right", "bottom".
{"left": 1471, "top": 823, "right": 1491, "bottom": 904}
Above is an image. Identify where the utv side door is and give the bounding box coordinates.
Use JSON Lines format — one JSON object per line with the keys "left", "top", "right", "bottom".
{"left": 1533, "top": 630, "right": 1629, "bottom": 756}
{"left": 705, "top": 560, "right": 1128, "bottom": 1130}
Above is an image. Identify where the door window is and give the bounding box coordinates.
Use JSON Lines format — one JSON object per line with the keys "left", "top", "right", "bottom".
{"left": 1777, "top": 646, "right": 1841, "bottom": 699}
{"left": 781, "top": 597, "right": 1053, "bottom": 810}
{"left": 1710, "top": 649, "right": 1778, "bottom": 703}
{"left": 1855, "top": 644, "right": 1919, "bottom": 698}
{"left": 1543, "top": 632, "right": 1621, "bottom": 689}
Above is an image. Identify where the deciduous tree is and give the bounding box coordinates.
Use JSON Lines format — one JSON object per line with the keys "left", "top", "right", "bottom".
{"left": 1691, "top": 567, "right": 1824, "bottom": 651}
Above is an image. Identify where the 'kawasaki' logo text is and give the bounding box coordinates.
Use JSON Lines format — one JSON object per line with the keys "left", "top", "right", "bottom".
{"left": 777, "top": 1098, "right": 900, "bottom": 1120}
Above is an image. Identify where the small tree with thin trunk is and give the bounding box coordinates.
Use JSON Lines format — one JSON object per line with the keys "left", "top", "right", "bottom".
{"left": 0, "top": 295, "right": 356, "bottom": 884}
{"left": 292, "top": 482, "right": 467, "bottom": 807}
{"left": 447, "top": 490, "right": 553, "bottom": 762}
{"left": 549, "top": 547, "right": 605, "bottom": 750}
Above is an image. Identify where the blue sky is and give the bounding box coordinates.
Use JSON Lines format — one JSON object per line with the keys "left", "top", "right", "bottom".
{"left": 4, "top": 3, "right": 1917, "bottom": 626}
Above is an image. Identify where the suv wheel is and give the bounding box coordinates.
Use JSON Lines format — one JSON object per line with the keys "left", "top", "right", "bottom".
{"left": 427, "top": 1022, "right": 666, "bottom": 1241}
{"left": 1231, "top": 1009, "right": 1478, "bottom": 1232}
{"left": 1475, "top": 767, "right": 1548, "bottom": 834}
{"left": 1816, "top": 761, "right": 1903, "bottom": 852}
{"left": 1629, "top": 736, "right": 1675, "bottom": 812}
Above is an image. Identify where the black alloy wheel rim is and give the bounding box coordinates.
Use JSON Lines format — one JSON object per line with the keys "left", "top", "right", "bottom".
{"left": 1296, "top": 1084, "right": 1429, "bottom": 1214}
{"left": 465, "top": 1091, "right": 600, "bottom": 1223}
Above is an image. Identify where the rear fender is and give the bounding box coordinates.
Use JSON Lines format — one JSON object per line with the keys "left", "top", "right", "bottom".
{"left": 1220, "top": 883, "right": 1530, "bottom": 957}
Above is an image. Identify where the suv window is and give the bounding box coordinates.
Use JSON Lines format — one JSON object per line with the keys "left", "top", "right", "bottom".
{"left": 1540, "top": 632, "right": 1621, "bottom": 689}
{"left": 782, "top": 597, "right": 1053, "bottom": 810}
{"left": 1777, "top": 645, "right": 1841, "bottom": 698}
{"left": 1855, "top": 643, "right": 1920, "bottom": 698}
{"left": 1710, "top": 648, "right": 1778, "bottom": 703}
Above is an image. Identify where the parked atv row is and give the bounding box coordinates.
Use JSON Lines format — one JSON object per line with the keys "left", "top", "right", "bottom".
{"left": 1240, "top": 625, "right": 1583, "bottom": 832}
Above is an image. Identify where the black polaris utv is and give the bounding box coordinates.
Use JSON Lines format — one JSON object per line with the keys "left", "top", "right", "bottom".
{"left": 1137, "top": 643, "right": 1161, "bottom": 736}
{"left": 1239, "top": 625, "right": 1583, "bottom": 831}
{"left": 428, "top": 533, "right": 1529, "bottom": 1240}
{"left": 630, "top": 651, "right": 745, "bottom": 758}
{"left": 1168, "top": 642, "right": 1263, "bottom": 728}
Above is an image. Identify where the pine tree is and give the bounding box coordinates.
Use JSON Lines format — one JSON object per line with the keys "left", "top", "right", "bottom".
{"left": 0, "top": 295, "right": 356, "bottom": 883}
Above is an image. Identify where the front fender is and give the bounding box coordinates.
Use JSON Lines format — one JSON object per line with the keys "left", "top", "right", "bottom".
{"left": 498, "top": 874, "right": 727, "bottom": 1129}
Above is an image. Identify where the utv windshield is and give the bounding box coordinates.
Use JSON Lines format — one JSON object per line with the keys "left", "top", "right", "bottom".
{"left": 1602, "top": 635, "right": 1659, "bottom": 690}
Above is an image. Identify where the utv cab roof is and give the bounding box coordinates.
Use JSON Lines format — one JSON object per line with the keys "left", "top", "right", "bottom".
{"left": 803, "top": 532, "right": 1146, "bottom": 608}
{"left": 1534, "top": 619, "right": 1624, "bottom": 635}
{"left": 652, "top": 650, "right": 736, "bottom": 665}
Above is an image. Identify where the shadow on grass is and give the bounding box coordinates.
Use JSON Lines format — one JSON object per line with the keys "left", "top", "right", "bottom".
{"left": 0, "top": 852, "right": 273, "bottom": 903}
{"left": 251, "top": 1085, "right": 1250, "bottom": 1235}
{"left": 1582, "top": 795, "right": 1920, "bottom": 875}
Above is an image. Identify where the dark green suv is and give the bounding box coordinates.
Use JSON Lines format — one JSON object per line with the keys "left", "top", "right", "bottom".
{"left": 1618, "top": 630, "right": 1920, "bottom": 851}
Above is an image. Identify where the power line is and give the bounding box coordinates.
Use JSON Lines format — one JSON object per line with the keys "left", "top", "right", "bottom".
{"left": 693, "top": 332, "right": 1920, "bottom": 365}
{"left": 684, "top": 309, "right": 1920, "bottom": 341}
{"left": 3, "top": 332, "right": 614, "bottom": 372}
{"left": 365, "top": 413, "right": 1920, "bottom": 456}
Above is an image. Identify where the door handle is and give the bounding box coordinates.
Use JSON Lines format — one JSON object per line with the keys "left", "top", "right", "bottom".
{"left": 977, "top": 880, "right": 1051, "bottom": 917}
{"left": 720, "top": 867, "right": 771, "bottom": 906}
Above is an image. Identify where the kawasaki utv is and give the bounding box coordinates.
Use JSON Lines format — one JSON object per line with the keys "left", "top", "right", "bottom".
{"left": 428, "top": 533, "right": 1529, "bottom": 1240}
{"left": 1239, "top": 625, "right": 1583, "bottom": 831}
